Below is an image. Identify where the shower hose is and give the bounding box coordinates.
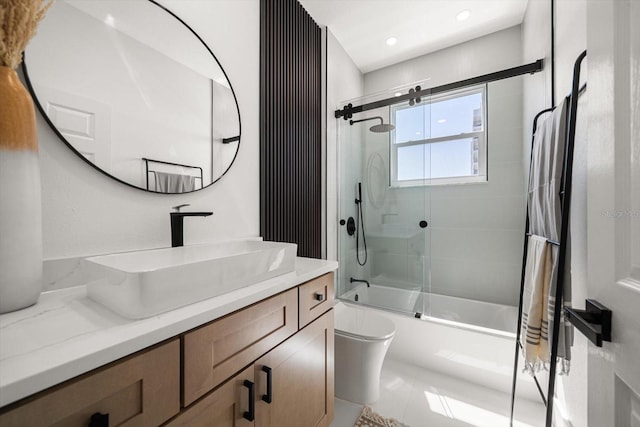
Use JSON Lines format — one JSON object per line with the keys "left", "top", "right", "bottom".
{"left": 356, "top": 183, "right": 368, "bottom": 266}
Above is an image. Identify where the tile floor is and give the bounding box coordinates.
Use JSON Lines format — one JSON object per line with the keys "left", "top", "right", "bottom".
{"left": 330, "top": 358, "right": 545, "bottom": 427}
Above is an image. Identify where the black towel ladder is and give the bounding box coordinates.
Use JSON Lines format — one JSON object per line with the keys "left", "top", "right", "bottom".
{"left": 509, "top": 50, "right": 587, "bottom": 427}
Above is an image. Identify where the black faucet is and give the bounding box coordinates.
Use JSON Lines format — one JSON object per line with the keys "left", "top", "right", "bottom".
{"left": 350, "top": 277, "right": 370, "bottom": 288}
{"left": 170, "top": 204, "right": 213, "bottom": 247}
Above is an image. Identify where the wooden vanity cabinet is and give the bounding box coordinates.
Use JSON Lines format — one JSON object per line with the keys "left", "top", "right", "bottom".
{"left": 0, "top": 339, "right": 180, "bottom": 427}
{"left": 168, "top": 311, "right": 333, "bottom": 427}
{"left": 0, "top": 272, "right": 335, "bottom": 427}
{"left": 254, "top": 310, "right": 334, "bottom": 427}
{"left": 166, "top": 365, "right": 255, "bottom": 427}
{"left": 177, "top": 272, "right": 335, "bottom": 427}
{"left": 298, "top": 273, "right": 334, "bottom": 329}
{"left": 182, "top": 288, "right": 299, "bottom": 406}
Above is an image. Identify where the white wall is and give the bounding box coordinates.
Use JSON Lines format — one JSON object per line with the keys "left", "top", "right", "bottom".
{"left": 521, "top": 0, "right": 588, "bottom": 426}
{"left": 27, "top": 0, "right": 259, "bottom": 259}
{"left": 364, "top": 26, "right": 523, "bottom": 96}
{"left": 356, "top": 26, "right": 526, "bottom": 307}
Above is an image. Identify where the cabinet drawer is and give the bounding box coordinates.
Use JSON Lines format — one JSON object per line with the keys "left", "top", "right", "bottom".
{"left": 183, "top": 288, "right": 298, "bottom": 406}
{"left": 0, "top": 339, "right": 180, "bottom": 427}
{"left": 298, "top": 273, "right": 334, "bottom": 328}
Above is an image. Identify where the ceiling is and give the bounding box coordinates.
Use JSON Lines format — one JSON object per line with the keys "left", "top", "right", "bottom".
{"left": 299, "top": 0, "right": 529, "bottom": 73}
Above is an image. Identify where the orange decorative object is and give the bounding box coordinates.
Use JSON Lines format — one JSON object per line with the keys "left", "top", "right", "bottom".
{"left": 0, "top": 67, "right": 38, "bottom": 152}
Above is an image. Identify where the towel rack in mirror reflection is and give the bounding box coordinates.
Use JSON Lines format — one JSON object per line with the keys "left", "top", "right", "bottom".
{"left": 142, "top": 158, "right": 204, "bottom": 192}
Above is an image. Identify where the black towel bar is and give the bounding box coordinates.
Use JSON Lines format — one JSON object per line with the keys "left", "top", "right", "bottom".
{"left": 565, "top": 299, "right": 612, "bottom": 347}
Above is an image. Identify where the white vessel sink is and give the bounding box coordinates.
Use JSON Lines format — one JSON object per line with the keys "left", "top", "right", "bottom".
{"left": 83, "top": 240, "right": 297, "bottom": 319}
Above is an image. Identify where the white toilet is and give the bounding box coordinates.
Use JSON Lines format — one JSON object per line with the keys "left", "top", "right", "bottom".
{"left": 334, "top": 302, "right": 396, "bottom": 404}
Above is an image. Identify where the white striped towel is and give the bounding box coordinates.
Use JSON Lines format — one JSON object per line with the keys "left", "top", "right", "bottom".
{"left": 520, "top": 235, "right": 553, "bottom": 372}
{"left": 525, "top": 97, "right": 573, "bottom": 375}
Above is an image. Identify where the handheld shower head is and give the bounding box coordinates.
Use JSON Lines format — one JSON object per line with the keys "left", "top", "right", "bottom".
{"left": 349, "top": 116, "right": 395, "bottom": 133}
{"left": 354, "top": 181, "right": 367, "bottom": 266}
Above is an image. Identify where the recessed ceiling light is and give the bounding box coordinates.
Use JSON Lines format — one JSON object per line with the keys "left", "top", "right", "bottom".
{"left": 456, "top": 10, "right": 470, "bottom": 22}
{"left": 394, "top": 92, "right": 402, "bottom": 97}
{"left": 415, "top": 131, "right": 421, "bottom": 135}
{"left": 386, "top": 37, "right": 398, "bottom": 46}
{"left": 104, "top": 14, "right": 116, "bottom": 27}
{"left": 437, "top": 119, "right": 447, "bottom": 124}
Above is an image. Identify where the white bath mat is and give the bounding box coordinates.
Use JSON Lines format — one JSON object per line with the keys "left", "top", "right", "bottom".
{"left": 354, "top": 406, "right": 410, "bottom": 427}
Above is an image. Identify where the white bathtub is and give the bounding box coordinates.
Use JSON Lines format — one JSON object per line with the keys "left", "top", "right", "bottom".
{"left": 339, "top": 284, "right": 543, "bottom": 402}
{"left": 344, "top": 283, "right": 421, "bottom": 314}
{"left": 342, "top": 284, "right": 518, "bottom": 333}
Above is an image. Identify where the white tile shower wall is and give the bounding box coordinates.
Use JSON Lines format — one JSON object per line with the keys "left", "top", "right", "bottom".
{"left": 29, "top": 0, "right": 260, "bottom": 260}
{"left": 361, "top": 27, "right": 526, "bottom": 306}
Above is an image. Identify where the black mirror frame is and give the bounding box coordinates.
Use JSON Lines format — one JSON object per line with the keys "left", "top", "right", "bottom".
{"left": 21, "top": 0, "right": 242, "bottom": 194}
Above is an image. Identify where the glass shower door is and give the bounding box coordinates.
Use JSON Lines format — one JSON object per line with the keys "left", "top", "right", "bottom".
{"left": 413, "top": 87, "right": 488, "bottom": 321}
{"left": 337, "top": 115, "right": 365, "bottom": 302}
{"left": 336, "top": 88, "right": 433, "bottom": 318}
{"left": 389, "top": 96, "right": 432, "bottom": 318}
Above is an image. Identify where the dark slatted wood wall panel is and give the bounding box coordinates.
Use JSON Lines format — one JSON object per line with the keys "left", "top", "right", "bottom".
{"left": 260, "top": 0, "right": 322, "bottom": 258}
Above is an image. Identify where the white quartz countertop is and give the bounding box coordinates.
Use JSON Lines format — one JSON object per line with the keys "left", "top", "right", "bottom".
{"left": 0, "top": 257, "right": 338, "bottom": 407}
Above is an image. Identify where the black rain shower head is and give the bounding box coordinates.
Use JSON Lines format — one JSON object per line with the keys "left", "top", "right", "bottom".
{"left": 369, "top": 122, "right": 395, "bottom": 133}
{"left": 349, "top": 116, "right": 395, "bottom": 133}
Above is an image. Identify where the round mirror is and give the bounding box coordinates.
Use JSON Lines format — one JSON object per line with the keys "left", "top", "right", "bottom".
{"left": 23, "top": 0, "right": 241, "bottom": 193}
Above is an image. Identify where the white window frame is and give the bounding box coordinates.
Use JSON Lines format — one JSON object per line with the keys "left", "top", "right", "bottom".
{"left": 389, "top": 84, "right": 488, "bottom": 187}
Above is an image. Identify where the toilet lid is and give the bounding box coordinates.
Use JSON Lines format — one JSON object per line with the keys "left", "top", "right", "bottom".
{"left": 334, "top": 304, "right": 395, "bottom": 341}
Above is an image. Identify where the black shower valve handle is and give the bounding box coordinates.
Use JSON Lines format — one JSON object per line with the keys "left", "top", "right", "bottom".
{"left": 346, "top": 217, "right": 356, "bottom": 236}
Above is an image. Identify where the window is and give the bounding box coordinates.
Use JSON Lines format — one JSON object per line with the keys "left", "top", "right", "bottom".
{"left": 390, "top": 85, "right": 487, "bottom": 186}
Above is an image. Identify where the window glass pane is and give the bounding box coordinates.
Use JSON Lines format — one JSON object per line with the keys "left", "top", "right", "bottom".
{"left": 397, "top": 145, "right": 429, "bottom": 181}
{"left": 429, "top": 138, "right": 476, "bottom": 179}
{"left": 429, "top": 92, "right": 483, "bottom": 138}
{"left": 397, "top": 138, "right": 478, "bottom": 182}
{"left": 395, "top": 105, "right": 425, "bottom": 144}
{"left": 391, "top": 85, "right": 486, "bottom": 185}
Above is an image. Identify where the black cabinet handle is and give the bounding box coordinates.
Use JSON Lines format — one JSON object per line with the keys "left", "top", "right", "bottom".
{"left": 89, "top": 412, "right": 109, "bottom": 427}
{"left": 315, "top": 292, "right": 325, "bottom": 302}
{"left": 419, "top": 220, "right": 428, "bottom": 228}
{"left": 243, "top": 380, "right": 255, "bottom": 421}
{"left": 262, "top": 365, "right": 273, "bottom": 404}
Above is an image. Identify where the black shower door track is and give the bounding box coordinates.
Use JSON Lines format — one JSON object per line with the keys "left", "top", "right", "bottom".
{"left": 334, "top": 59, "right": 543, "bottom": 119}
